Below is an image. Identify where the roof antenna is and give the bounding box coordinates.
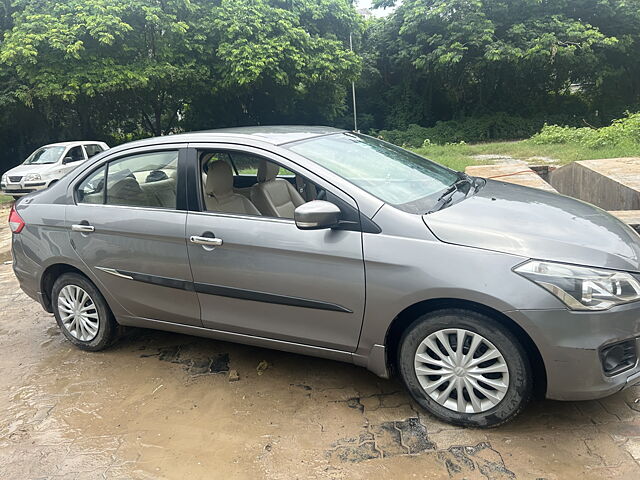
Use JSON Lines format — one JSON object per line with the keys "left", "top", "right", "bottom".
{"left": 349, "top": 32, "right": 359, "bottom": 133}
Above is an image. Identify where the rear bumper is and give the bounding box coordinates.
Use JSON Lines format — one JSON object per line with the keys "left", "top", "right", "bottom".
{"left": 508, "top": 305, "right": 640, "bottom": 401}
{"left": 11, "top": 239, "right": 45, "bottom": 308}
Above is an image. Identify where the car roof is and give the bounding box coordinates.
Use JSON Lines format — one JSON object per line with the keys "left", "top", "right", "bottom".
{"left": 42, "top": 141, "right": 106, "bottom": 148}
{"left": 193, "top": 125, "right": 346, "bottom": 145}
{"left": 108, "top": 126, "right": 347, "bottom": 153}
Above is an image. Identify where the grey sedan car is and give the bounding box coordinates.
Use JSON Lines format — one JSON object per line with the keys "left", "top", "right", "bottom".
{"left": 9, "top": 126, "right": 640, "bottom": 427}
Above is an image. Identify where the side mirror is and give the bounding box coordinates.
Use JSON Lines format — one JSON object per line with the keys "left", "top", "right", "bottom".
{"left": 294, "top": 200, "right": 341, "bottom": 230}
{"left": 62, "top": 156, "right": 74, "bottom": 164}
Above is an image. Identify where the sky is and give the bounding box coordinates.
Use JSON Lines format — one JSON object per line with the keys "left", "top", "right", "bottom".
{"left": 356, "top": 0, "right": 397, "bottom": 17}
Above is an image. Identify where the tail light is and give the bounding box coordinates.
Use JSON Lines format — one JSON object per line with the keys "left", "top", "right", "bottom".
{"left": 8, "top": 205, "right": 25, "bottom": 233}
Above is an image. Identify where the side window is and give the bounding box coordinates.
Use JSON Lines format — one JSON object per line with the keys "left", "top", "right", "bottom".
{"left": 202, "top": 152, "right": 234, "bottom": 174}
{"left": 231, "top": 152, "right": 293, "bottom": 176}
{"left": 65, "top": 146, "right": 86, "bottom": 163}
{"left": 229, "top": 152, "right": 260, "bottom": 175}
{"left": 200, "top": 150, "right": 325, "bottom": 219}
{"left": 76, "top": 151, "right": 178, "bottom": 209}
{"left": 77, "top": 166, "right": 106, "bottom": 204}
{"left": 201, "top": 152, "right": 292, "bottom": 176}
{"left": 84, "top": 144, "right": 104, "bottom": 158}
{"left": 106, "top": 151, "right": 178, "bottom": 208}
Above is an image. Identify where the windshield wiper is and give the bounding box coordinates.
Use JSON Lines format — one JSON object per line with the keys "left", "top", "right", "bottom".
{"left": 427, "top": 173, "right": 472, "bottom": 214}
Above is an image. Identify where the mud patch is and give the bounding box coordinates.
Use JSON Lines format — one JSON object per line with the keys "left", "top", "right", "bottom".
{"left": 327, "top": 417, "right": 435, "bottom": 461}
{"left": 140, "top": 344, "right": 230, "bottom": 375}
{"left": 336, "top": 391, "right": 404, "bottom": 413}
{"left": 438, "top": 442, "right": 516, "bottom": 479}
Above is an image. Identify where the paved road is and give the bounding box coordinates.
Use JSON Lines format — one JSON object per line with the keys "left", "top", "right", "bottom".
{"left": 1, "top": 206, "right": 640, "bottom": 479}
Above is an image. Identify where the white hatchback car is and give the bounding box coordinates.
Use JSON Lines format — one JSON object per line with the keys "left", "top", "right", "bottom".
{"left": 1, "top": 141, "right": 109, "bottom": 198}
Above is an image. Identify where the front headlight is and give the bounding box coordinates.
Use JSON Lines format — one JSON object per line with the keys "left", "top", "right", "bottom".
{"left": 514, "top": 260, "right": 640, "bottom": 311}
{"left": 24, "top": 173, "right": 41, "bottom": 181}
{"left": 1, "top": 174, "right": 6, "bottom": 183}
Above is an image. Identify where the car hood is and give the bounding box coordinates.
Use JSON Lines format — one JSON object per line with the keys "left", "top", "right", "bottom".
{"left": 4, "top": 163, "right": 57, "bottom": 176}
{"left": 423, "top": 179, "right": 640, "bottom": 272}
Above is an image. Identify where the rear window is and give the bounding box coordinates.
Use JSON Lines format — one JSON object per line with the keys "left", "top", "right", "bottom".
{"left": 76, "top": 151, "right": 178, "bottom": 209}
{"left": 85, "top": 144, "right": 104, "bottom": 158}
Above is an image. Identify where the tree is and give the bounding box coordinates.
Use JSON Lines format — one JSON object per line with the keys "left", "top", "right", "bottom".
{"left": 183, "top": 0, "right": 361, "bottom": 129}
{"left": 1, "top": 0, "right": 212, "bottom": 137}
{"left": 0, "top": 0, "right": 362, "bottom": 171}
{"left": 360, "top": 0, "right": 639, "bottom": 129}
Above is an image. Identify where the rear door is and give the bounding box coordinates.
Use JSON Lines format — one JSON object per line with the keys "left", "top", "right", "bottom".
{"left": 185, "top": 144, "right": 366, "bottom": 351}
{"left": 67, "top": 145, "right": 201, "bottom": 326}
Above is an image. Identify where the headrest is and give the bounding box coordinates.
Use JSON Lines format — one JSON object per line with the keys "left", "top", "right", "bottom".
{"left": 109, "top": 176, "right": 143, "bottom": 199}
{"left": 205, "top": 161, "right": 233, "bottom": 197}
{"left": 146, "top": 170, "right": 169, "bottom": 183}
{"left": 257, "top": 160, "right": 280, "bottom": 183}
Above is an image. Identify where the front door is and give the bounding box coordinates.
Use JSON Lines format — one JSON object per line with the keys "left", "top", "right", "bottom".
{"left": 185, "top": 147, "right": 366, "bottom": 351}
{"left": 67, "top": 147, "right": 201, "bottom": 326}
{"left": 60, "top": 145, "right": 88, "bottom": 175}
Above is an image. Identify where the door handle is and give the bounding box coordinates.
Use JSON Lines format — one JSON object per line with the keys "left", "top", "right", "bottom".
{"left": 71, "top": 224, "right": 95, "bottom": 233}
{"left": 189, "top": 235, "right": 223, "bottom": 247}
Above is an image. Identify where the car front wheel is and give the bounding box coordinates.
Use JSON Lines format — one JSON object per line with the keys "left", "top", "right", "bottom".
{"left": 398, "top": 309, "right": 532, "bottom": 427}
{"left": 51, "top": 272, "right": 118, "bottom": 351}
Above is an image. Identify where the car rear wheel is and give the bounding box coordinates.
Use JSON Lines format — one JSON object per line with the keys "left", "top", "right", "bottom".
{"left": 51, "top": 272, "right": 118, "bottom": 351}
{"left": 398, "top": 309, "right": 531, "bottom": 427}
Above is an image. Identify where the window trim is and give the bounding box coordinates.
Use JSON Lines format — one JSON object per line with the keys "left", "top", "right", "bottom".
{"left": 75, "top": 164, "right": 107, "bottom": 205}
{"left": 72, "top": 146, "right": 186, "bottom": 211}
{"left": 185, "top": 143, "right": 377, "bottom": 233}
{"left": 189, "top": 145, "right": 348, "bottom": 217}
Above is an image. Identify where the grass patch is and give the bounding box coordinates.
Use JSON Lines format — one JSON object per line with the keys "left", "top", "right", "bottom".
{"left": 411, "top": 139, "right": 640, "bottom": 171}
{"left": 0, "top": 194, "right": 14, "bottom": 205}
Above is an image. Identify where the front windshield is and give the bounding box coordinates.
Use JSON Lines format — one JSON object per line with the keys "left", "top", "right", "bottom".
{"left": 287, "top": 133, "right": 459, "bottom": 213}
{"left": 23, "top": 146, "right": 65, "bottom": 165}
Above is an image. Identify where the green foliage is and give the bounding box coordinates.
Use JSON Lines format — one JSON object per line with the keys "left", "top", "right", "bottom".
{"left": 357, "top": 0, "right": 640, "bottom": 131}
{"left": 531, "top": 112, "right": 640, "bottom": 148}
{"left": 1, "top": 0, "right": 640, "bottom": 174}
{"left": 375, "top": 124, "right": 431, "bottom": 148}
{"left": 0, "top": 0, "right": 361, "bottom": 170}
{"left": 376, "top": 113, "right": 582, "bottom": 147}
{"left": 411, "top": 134, "right": 640, "bottom": 171}
{"left": 1, "top": 0, "right": 213, "bottom": 137}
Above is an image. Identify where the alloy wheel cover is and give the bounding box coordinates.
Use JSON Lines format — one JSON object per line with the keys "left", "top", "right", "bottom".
{"left": 414, "top": 328, "right": 510, "bottom": 414}
{"left": 57, "top": 285, "right": 100, "bottom": 342}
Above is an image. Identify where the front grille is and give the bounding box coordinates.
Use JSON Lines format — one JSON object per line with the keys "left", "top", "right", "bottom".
{"left": 8, "top": 176, "right": 22, "bottom": 182}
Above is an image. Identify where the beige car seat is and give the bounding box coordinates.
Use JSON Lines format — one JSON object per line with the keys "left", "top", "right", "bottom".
{"left": 250, "top": 160, "right": 305, "bottom": 218}
{"left": 204, "top": 161, "right": 260, "bottom": 215}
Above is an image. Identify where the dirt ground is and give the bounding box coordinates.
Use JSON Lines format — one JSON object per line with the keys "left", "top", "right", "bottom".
{"left": 1, "top": 205, "right": 640, "bottom": 479}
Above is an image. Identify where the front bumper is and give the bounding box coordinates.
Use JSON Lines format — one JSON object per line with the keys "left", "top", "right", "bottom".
{"left": 507, "top": 304, "right": 640, "bottom": 401}
{"left": 1, "top": 181, "right": 47, "bottom": 196}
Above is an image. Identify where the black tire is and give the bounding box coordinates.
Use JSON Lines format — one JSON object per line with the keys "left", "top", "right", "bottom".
{"left": 12, "top": 196, "right": 21, "bottom": 201}
{"left": 51, "top": 272, "right": 119, "bottom": 351}
{"left": 397, "top": 309, "right": 531, "bottom": 428}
